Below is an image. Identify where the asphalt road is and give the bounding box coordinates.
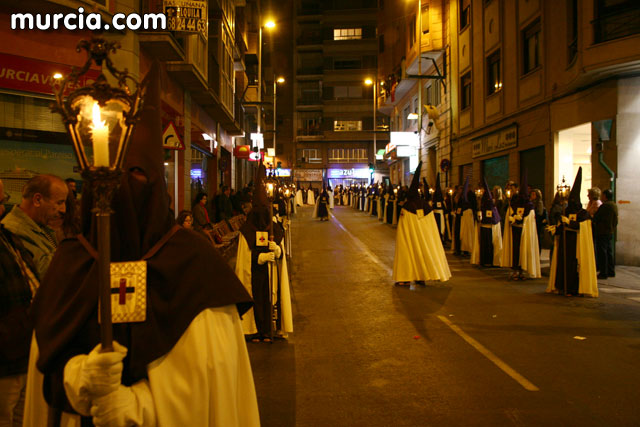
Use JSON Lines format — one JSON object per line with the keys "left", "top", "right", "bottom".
{"left": 247, "top": 205, "right": 640, "bottom": 427}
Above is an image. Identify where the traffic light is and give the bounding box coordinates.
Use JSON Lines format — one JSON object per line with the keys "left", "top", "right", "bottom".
{"left": 368, "top": 163, "right": 374, "bottom": 173}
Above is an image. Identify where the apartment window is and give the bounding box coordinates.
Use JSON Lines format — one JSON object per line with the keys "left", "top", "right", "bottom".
{"left": 487, "top": 49, "right": 501, "bottom": 95}
{"left": 379, "top": 34, "right": 385, "bottom": 53}
{"left": 567, "top": 0, "right": 578, "bottom": 64}
{"left": 301, "top": 149, "right": 321, "bottom": 163}
{"left": 422, "top": 5, "right": 430, "bottom": 33}
{"left": 334, "top": 59, "right": 362, "bottom": 69}
{"left": 594, "top": 0, "right": 640, "bottom": 43}
{"left": 461, "top": 72, "right": 472, "bottom": 110}
{"left": 334, "top": 120, "right": 362, "bottom": 131}
{"left": 523, "top": 19, "right": 541, "bottom": 74}
{"left": 460, "top": 0, "right": 471, "bottom": 30}
{"left": 425, "top": 83, "right": 441, "bottom": 106}
{"left": 334, "top": 86, "right": 363, "bottom": 99}
{"left": 334, "top": 28, "right": 362, "bottom": 40}
{"left": 409, "top": 15, "right": 416, "bottom": 48}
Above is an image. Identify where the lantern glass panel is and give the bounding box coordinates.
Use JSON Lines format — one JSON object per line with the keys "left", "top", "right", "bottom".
{"left": 71, "top": 95, "right": 131, "bottom": 168}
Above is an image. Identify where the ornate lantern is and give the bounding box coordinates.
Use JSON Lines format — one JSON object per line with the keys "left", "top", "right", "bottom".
{"left": 52, "top": 38, "right": 146, "bottom": 351}
{"left": 557, "top": 175, "right": 571, "bottom": 200}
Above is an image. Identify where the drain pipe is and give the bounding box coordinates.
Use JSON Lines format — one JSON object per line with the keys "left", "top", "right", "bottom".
{"left": 598, "top": 149, "right": 615, "bottom": 200}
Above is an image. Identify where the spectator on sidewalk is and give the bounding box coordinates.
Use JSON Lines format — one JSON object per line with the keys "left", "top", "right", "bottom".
{"left": 192, "top": 192, "right": 212, "bottom": 231}
{"left": 1, "top": 174, "right": 68, "bottom": 279}
{"left": 594, "top": 189, "right": 618, "bottom": 279}
{"left": 177, "top": 210, "right": 194, "bottom": 229}
{"left": 530, "top": 189, "right": 548, "bottom": 254}
{"left": 0, "top": 179, "right": 40, "bottom": 427}
{"left": 586, "top": 187, "right": 602, "bottom": 217}
{"left": 217, "top": 185, "right": 233, "bottom": 222}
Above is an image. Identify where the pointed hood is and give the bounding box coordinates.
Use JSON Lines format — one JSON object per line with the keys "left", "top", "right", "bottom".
{"left": 252, "top": 163, "right": 269, "bottom": 208}
{"left": 481, "top": 178, "right": 500, "bottom": 224}
{"left": 511, "top": 168, "right": 533, "bottom": 215}
{"left": 459, "top": 175, "right": 471, "bottom": 210}
{"left": 422, "top": 177, "right": 431, "bottom": 201}
{"left": 402, "top": 162, "right": 431, "bottom": 214}
{"left": 433, "top": 173, "right": 444, "bottom": 206}
{"left": 567, "top": 167, "right": 583, "bottom": 211}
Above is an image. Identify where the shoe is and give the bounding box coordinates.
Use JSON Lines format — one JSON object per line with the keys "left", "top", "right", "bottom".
{"left": 395, "top": 282, "right": 410, "bottom": 287}
{"left": 597, "top": 274, "right": 608, "bottom": 280}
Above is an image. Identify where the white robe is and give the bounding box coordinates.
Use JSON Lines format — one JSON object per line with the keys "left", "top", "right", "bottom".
{"left": 392, "top": 210, "right": 452, "bottom": 282}
{"left": 312, "top": 197, "right": 331, "bottom": 219}
{"left": 546, "top": 220, "right": 598, "bottom": 297}
{"left": 500, "top": 209, "right": 541, "bottom": 278}
{"left": 235, "top": 235, "right": 293, "bottom": 336}
{"left": 328, "top": 191, "right": 334, "bottom": 209}
{"left": 460, "top": 209, "right": 475, "bottom": 252}
{"left": 23, "top": 306, "right": 260, "bottom": 427}
{"left": 295, "top": 190, "right": 304, "bottom": 207}
{"left": 306, "top": 190, "right": 315, "bottom": 205}
{"left": 377, "top": 197, "right": 383, "bottom": 221}
{"left": 471, "top": 222, "right": 503, "bottom": 266}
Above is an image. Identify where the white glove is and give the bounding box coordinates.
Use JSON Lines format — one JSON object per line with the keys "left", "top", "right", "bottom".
{"left": 561, "top": 215, "right": 570, "bottom": 224}
{"left": 508, "top": 216, "right": 515, "bottom": 224}
{"left": 90, "top": 382, "right": 155, "bottom": 427}
{"left": 546, "top": 225, "right": 556, "bottom": 236}
{"left": 258, "top": 252, "right": 275, "bottom": 265}
{"left": 64, "top": 342, "right": 127, "bottom": 415}
{"left": 268, "top": 241, "right": 282, "bottom": 258}
{"left": 514, "top": 214, "right": 523, "bottom": 221}
{"left": 476, "top": 212, "right": 482, "bottom": 221}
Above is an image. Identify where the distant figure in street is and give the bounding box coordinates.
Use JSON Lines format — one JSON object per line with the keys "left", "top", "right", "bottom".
{"left": 393, "top": 162, "right": 451, "bottom": 286}
{"left": 306, "top": 184, "right": 315, "bottom": 205}
{"left": 454, "top": 177, "right": 475, "bottom": 256}
{"left": 313, "top": 186, "right": 331, "bottom": 221}
{"left": 431, "top": 173, "right": 449, "bottom": 244}
{"left": 546, "top": 167, "right": 598, "bottom": 296}
{"left": 501, "top": 171, "right": 541, "bottom": 280}
{"left": 593, "top": 189, "right": 617, "bottom": 279}
{"left": 493, "top": 185, "right": 506, "bottom": 232}
{"left": 471, "top": 178, "right": 502, "bottom": 267}
{"left": 216, "top": 185, "right": 233, "bottom": 222}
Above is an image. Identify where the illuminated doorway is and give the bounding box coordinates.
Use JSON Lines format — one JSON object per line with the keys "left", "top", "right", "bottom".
{"left": 557, "top": 123, "right": 592, "bottom": 202}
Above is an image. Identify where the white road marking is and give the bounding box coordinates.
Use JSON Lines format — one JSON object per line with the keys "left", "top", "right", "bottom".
{"left": 437, "top": 315, "right": 540, "bottom": 392}
{"left": 332, "top": 215, "right": 393, "bottom": 276}
{"left": 599, "top": 288, "right": 640, "bottom": 294}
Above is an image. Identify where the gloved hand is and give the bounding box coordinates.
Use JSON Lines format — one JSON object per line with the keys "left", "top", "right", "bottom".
{"left": 508, "top": 216, "right": 515, "bottom": 224}
{"left": 546, "top": 225, "right": 556, "bottom": 235}
{"left": 476, "top": 212, "right": 482, "bottom": 221}
{"left": 64, "top": 341, "right": 128, "bottom": 416}
{"left": 561, "top": 215, "right": 570, "bottom": 224}
{"left": 90, "top": 382, "right": 155, "bottom": 427}
{"left": 268, "top": 241, "right": 282, "bottom": 258}
{"left": 514, "top": 214, "right": 523, "bottom": 221}
{"left": 258, "top": 252, "right": 275, "bottom": 265}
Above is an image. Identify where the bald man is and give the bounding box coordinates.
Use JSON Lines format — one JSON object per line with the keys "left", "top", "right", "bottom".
{"left": 1, "top": 175, "right": 67, "bottom": 279}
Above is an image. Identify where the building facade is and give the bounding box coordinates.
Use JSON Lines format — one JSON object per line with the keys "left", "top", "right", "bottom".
{"left": 291, "top": 0, "right": 389, "bottom": 189}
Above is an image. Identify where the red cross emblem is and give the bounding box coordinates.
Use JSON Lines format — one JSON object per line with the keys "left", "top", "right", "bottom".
{"left": 111, "top": 278, "right": 135, "bottom": 305}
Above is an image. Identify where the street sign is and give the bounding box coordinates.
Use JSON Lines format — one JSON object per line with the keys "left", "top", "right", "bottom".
{"left": 162, "top": 122, "right": 185, "bottom": 150}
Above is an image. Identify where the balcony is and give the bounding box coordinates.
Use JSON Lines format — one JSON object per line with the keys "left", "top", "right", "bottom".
{"left": 297, "top": 67, "right": 323, "bottom": 76}
{"left": 138, "top": 32, "right": 185, "bottom": 61}
{"left": 297, "top": 95, "right": 322, "bottom": 106}
{"left": 593, "top": 6, "right": 640, "bottom": 44}
{"left": 195, "top": 92, "right": 244, "bottom": 136}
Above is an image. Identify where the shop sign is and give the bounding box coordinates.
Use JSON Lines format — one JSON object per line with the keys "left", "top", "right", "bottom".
{"left": 293, "top": 169, "right": 323, "bottom": 181}
{"left": 390, "top": 131, "right": 419, "bottom": 147}
{"left": 233, "top": 145, "right": 252, "bottom": 159}
{"left": 164, "top": 0, "right": 207, "bottom": 39}
{"left": 250, "top": 132, "right": 264, "bottom": 149}
{"left": 274, "top": 168, "right": 291, "bottom": 177}
{"left": 327, "top": 168, "right": 370, "bottom": 179}
{"left": 0, "top": 53, "right": 101, "bottom": 96}
{"left": 162, "top": 122, "right": 185, "bottom": 150}
{"left": 472, "top": 124, "right": 518, "bottom": 158}
{"left": 248, "top": 152, "right": 264, "bottom": 162}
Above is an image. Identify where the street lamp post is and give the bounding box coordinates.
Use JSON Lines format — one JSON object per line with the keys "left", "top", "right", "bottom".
{"left": 273, "top": 76, "right": 285, "bottom": 162}
{"left": 364, "top": 77, "right": 377, "bottom": 180}
{"left": 258, "top": 20, "right": 276, "bottom": 147}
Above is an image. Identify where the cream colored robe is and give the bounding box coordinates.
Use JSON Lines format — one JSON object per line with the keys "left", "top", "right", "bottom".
{"left": 392, "top": 210, "right": 451, "bottom": 282}
{"left": 235, "top": 235, "right": 293, "bottom": 336}
{"left": 500, "top": 209, "right": 541, "bottom": 278}
{"left": 471, "top": 222, "right": 503, "bottom": 266}
{"left": 23, "top": 306, "right": 260, "bottom": 427}
{"left": 460, "top": 209, "right": 475, "bottom": 253}
{"left": 546, "top": 220, "right": 598, "bottom": 297}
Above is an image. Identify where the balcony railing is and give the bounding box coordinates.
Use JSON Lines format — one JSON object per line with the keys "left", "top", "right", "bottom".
{"left": 297, "top": 128, "right": 323, "bottom": 136}
{"left": 297, "top": 67, "right": 323, "bottom": 75}
{"left": 297, "top": 95, "right": 322, "bottom": 105}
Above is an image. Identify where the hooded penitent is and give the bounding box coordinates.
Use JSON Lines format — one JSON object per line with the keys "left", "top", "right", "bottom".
{"left": 511, "top": 168, "right": 533, "bottom": 217}
{"left": 433, "top": 173, "right": 445, "bottom": 209}
{"left": 241, "top": 163, "right": 284, "bottom": 247}
{"left": 481, "top": 178, "right": 501, "bottom": 225}
{"left": 402, "top": 162, "right": 432, "bottom": 215}
{"left": 422, "top": 178, "right": 431, "bottom": 202}
{"left": 32, "top": 62, "right": 252, "bottom": 411}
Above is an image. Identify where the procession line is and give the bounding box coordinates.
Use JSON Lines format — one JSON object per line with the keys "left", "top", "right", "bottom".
{"left": 437, "top": 315, "right": 540, "bottom": 392}
{"left": 332, "top": 215, "right": 393, "bottom": 276}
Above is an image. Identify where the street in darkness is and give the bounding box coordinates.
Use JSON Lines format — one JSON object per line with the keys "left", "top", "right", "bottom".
{"left": 249, "top": 205, "right": 640, "bottom": 427}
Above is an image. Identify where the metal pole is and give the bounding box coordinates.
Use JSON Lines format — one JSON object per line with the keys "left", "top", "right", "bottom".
{"left": 418, "top": 0, "right": 422, "bottom": 162}
{"left": 258, "top": 27, "right": 262, "bottom": 138}
{"left": 97, "top": 212, "right": 113, "bottom": 351}
{"left": 273, "top": 76, "right": 277, "bottom": 159}
{"left": 373, "top": 76, "right": 377, "bottom": 171}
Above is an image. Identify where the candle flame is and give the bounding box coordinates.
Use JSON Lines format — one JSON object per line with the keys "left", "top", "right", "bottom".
{"left": 92, "top": 102, "right": 106, "bottom": 130}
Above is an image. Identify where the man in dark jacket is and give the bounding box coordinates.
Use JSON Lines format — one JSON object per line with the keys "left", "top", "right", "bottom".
{"left": 217, "top": 185, "right": 234, "bottom": 222}
{"left": 594, "top": 189, "right": 618, "bottom": 279}
{"left": 0, "top": 179, "right": 39, "bottom": 426}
